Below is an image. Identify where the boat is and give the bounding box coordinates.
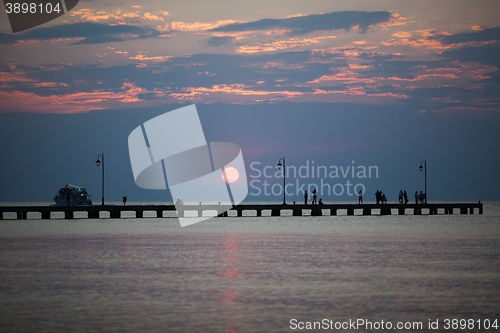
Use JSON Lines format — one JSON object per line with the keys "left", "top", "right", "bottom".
{"left": 54, "top": 184, "right": 93, "bottom": 206}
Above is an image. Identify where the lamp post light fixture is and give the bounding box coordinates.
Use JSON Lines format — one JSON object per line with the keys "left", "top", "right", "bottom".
{"left": 419, "top": 159, "right": 427, "bottom": 203}
{"left": 96, "top": 153, "right": 105, "bottom": 206}
{"left": 277, "top": 156, "right": 286, "bottom": 205}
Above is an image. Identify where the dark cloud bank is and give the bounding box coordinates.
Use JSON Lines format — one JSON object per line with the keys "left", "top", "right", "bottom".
{"left": 210, "top": 11, "right": 392, "bottom": 34}
{"left": 0, "top": 22, "right": 160, "bottom": 45}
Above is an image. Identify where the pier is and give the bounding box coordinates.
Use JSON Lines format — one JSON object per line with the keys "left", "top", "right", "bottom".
{"left": 0, "top": 202, "right": 483, "bottom": 220}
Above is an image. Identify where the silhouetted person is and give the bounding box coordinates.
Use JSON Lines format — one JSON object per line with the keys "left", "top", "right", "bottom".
{"left": 304, "top": 190, "right": 308, "bottom": 205}
{"left": 375, "top": 190, "right": 380, "bottom": 204}
{"left": 358, "top": 190, "right": 363, "bottom": 204}
{"left": 399, "top": 190, "right": 403, "bottom": 204}
{"left": 319, "top": 198, "right": 323, "bottom": 205}
{"left": 312, "top": 189, "right": 317, "bottom": 205}
{"left": 381, "top": 193, "right": 387, "bottom": 204}
{"left": 415, "top": 191, "right": 419, "bottom": 204}
{"left": 419, "top": 191, "right": 423, "bottom": 203}
{"left": 403, "top": 190, "right": 408, "bottom": 204}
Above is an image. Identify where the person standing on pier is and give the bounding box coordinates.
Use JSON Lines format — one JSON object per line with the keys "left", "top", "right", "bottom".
{"left": 304, "top": 190, "right": 308, "bottom": 205}
{"left": 415, "top": 191, "right": 419, "bottom": 204}
{"left": 404, "top": 190, "right": 408, "bottom": 204}
{"left": 375, "top": 190, "right": 380, "bottom": 204}
{"left": 399, "top": 190, "right": 403, "bottom": 204}
{"left": 312, "top": 189, "right": 317, "bottom": 205}
{"left": 358, "top": 190, "right": 363, "bottom": 204}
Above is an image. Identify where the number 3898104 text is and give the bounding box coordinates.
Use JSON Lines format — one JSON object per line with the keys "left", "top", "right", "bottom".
{"left": 5, "top": 2, "right": 62, "bottom": 14}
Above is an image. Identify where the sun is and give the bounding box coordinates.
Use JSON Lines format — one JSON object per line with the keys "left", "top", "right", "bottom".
{"left": 221, "top": 167, "right": 240, "bottom": 183}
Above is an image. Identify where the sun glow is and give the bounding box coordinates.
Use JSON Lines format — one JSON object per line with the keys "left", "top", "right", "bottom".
{"left": 222, "top": 167, "right": 240, "bottom": 183}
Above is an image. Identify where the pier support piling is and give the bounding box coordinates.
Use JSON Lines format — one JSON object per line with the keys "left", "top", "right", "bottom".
{"left": 64, "top": 210, "right": 73, "bottom": 219}
{"left": 311, "top": 208, "right": 322, "bottom": 216}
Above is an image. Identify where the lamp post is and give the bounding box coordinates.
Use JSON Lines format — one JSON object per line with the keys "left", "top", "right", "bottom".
{"left": 277, "top": 156, "right": 286, "bottom": 205}
{"left": 96, "top": 153, "right": 105, "bottom": 205}
{"left": 419, "top": 159, "right": 427, "bottom": 203}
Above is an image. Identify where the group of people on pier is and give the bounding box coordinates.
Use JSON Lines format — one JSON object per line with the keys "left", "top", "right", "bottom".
{"left": 399, "top": 190, "right": 409, "bottom": 204}
{"left": 374, "top": 190, "right": 388, "bottom": 204}
{"left": 302, "top": 189, "right": 324, "bottom": 205}
{"left": 371, "top": 189, "right": 427, "bottom": 204}
{"left": 375, "top": 189, "right": 426, "bottom": 204}
{"left": 300, "top": 188, "right": 426, "bottom": 205}
{"left": 415, "top": 191, "right": 426, "bottom": 204}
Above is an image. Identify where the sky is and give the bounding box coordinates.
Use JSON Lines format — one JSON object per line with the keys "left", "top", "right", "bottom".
{"left": 0, "top": 0, "right": 499, "bottom": 202}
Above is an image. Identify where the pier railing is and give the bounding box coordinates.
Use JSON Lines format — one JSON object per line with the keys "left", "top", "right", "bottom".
{"left": 0, "top": 202, "right": 483, "bottom": 220}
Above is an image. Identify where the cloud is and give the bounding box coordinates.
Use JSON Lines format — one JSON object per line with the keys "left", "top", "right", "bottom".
{"left": 235, "top": 36, "right": 336, "bottom": 54}
{"left": 0, "top": 22, "right": 161, "bottom": 45}
{"left": 359, "top": 52, "right": 405, "bottom": 61}
{"left": 0, "top": 33, "right": 20, "bottom": 45}
{"left": 439, "top": 44, "right": 500, "bottom": 83}
{"left": 440, "top": 43, "right": 500, "bottom": 66}
{"left": 2, "top": 40, "right": 499, "bottom": 111}
{"left": 207, "top": 36, "right": 235, "bottom": 47}
{"left": 168, "top": 20, "right": 243, "bottom": 32}
{"left": 440, "top": 26, "right": 500, "bottom": 44}
{"left": 210, "top": 11, "right": 392, "bottom": 35}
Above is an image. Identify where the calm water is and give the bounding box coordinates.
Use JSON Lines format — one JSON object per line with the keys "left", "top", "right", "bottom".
{"left": 0, "top": 202, "right": 499, "bottom": 332}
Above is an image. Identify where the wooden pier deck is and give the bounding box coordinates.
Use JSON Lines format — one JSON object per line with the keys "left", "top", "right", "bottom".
{"left": 0, "top": 202, "right": 483, "bottom": 220}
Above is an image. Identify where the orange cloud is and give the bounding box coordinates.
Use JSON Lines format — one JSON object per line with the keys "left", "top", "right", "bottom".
{"left": 128, "top": 54, "right": 172, "bottom": 63}
{"left": 307, "top": 68, "right": 376, "bottom": 84}
{"left": 0, "top": 82, "right": 151, "bottom": 114}
{"left": 71, "top": 8, "right": 146, "bottom": 23}
{"left": 166, "top": 20, "right": 244, "bottom": 32}
{"left": 380, "top": 13, "right": 409, "bottom": 29}
{"left": 236, "top": 36, "right": 336, "bottom": 54}
{"left": 171, "top": 84, "right": 304, "bottom": 98}
{"left": 144, "top": 13, "right": 164, "bottom": 22}
{"left": 71, "top": 9, "right": 112, "bottom": 21}
{"left": 392, "top": 31, "right": 412, "bottom": 38}
{"left": 312, "top": 86, "right": 407, "bottom": 99}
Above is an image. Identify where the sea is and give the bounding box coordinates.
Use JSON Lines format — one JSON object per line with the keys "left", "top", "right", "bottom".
{"left": 0, "top": 201, "right": 499, "bottom": 333}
